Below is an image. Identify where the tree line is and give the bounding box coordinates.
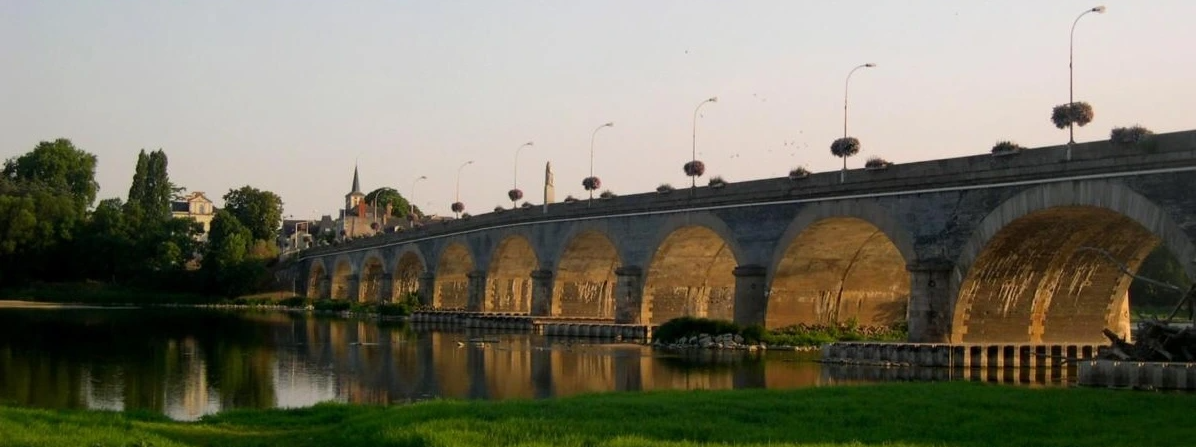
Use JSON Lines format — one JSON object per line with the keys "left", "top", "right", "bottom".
{"left": 0, "top": 138, "right": 284, "bottom": 298}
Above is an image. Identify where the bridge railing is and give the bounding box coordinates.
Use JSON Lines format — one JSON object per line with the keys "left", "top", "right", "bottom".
{"left": 300, "top": 130, "right": 1196, "bottom": 259}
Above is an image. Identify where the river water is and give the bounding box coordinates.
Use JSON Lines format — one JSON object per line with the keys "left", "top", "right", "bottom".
{"left": 0, "top": 307, "right": 1054, "bottom": 420}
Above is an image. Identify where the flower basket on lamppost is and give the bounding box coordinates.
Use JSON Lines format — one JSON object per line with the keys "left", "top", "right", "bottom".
{"left": 831, "top": 137, "right": 861, "bottom": 181}
{"left": 683, "top": 160, "right": 705, "bottom": 191}
{"left": 583, "top": 176, "right": 601, "bottom": 205}
{"left": 451, "top": 201, "right": 465, "bottom": 218}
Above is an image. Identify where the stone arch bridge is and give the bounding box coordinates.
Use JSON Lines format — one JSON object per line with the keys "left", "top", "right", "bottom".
{"left": 296, "top": 131, "right": 1196, "bottom": 343}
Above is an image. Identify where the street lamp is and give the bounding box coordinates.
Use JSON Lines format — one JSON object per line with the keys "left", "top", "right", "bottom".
{"left": 511, "top": 141, "right": 534, "bottom": 208}
{"left": 690, "top": 97, "right": 717, "bottom": 189}
{"left": 587, "top": 122, "right": 614, "bottom": 201}
{"left": 843, "top": 63, "right": 876, "bottom": 139}
{"left": 453, "top": 160, "right": 473, "bottom": 218}
{"left": 1068, "top": 5, "right": 1106, "bottom": 151}
{"left": 410, "top": 175, "right": 427, "bottom": 221}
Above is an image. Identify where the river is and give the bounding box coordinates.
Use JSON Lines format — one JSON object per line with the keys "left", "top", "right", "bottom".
{"left": 0, "top": 307, "right": 1059, "bottom": 420}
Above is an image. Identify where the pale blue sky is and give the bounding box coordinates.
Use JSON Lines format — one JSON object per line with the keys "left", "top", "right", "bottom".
{"left": 2, "top": 1, "right": 1193, "bottom": 219}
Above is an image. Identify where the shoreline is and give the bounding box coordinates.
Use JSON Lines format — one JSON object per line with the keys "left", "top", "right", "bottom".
{"left": 0, "top": 300, "right": 140, "bottom": 310}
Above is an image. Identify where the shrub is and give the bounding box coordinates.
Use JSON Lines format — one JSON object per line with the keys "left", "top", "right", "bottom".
{"left": 312, "top": 299, "right": 351, "bottom": 312}
{"left": 656, "top": 183, "right": 674, "bottom": 193}
{"left": 494, "top": 206, "right": 505, "bottom": 213}
{"left": 278, "top": 296, "right": 309, "bottom": 308}
{"left": 708, "top": 176, "right": 727, "bottom": 187}
{"left": 991, "top": 140, "right": 1024, "bottom": 154}
{"left": 563, "top": 195, "right": 579, "bottom": 203}
{"left": 599, "top": 190, "right": 616, "bottom": 199}
{"left": 864, "top": 156, "right": 891, "bottom": 169}
{"left": 1051, "top": 102, "right": 1095, "bottom": 129}
{"left": 1110, "top": 125, "right": 1155, "bottom": 148}
{"left": 788, "top": 166, "right": 810, "bottom": 179}
{"left": 520, "top": 202, "right": 534, "bottom": 209}
{"left": 461, "top": 212, "right": 472, "bottom": 219}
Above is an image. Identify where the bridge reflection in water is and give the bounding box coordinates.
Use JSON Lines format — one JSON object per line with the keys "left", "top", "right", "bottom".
{"left": 0, "top": 309, "right": 1078, "bottom": 421}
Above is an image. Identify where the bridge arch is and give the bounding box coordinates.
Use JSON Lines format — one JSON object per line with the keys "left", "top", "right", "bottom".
{"left": 641, "top": 214, "right": 745, "bottom": 325}
{"left": 766, "top": 201, "right": 913, "bottom": 329}
{"left": 393, "top": 247, "right": 427, "bottom": 303}
{"left": 551, "top": 228, "right": 622, "bottom": 318}
{"left": 434, "top": 242, "right": 474, "bottom": 309}
{"left": 330, "top": 255, "right": 355, "bottom": 300}
{"left": 951, "top": 180, "right": 1196, "bottom": 343}
{"left": 485, "top": 234, "right": 539, "bottom": 312}
{"left": 307, "top": 259, "right": 328, "bottom": 299}
{"left": 359, "top": 250, "right": 388, "bottom": 303}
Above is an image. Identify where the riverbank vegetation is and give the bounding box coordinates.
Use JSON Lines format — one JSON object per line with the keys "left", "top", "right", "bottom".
{"left": 0, "top": 382, "right": 1191, "bottom": 446}
{"left": 655, "top": 316, "right": 906, "bottom": 347}
{"left": 1, "top": 139, "right": 287, "bottom": 301}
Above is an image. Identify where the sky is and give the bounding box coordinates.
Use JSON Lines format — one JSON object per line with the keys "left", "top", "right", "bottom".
{"left": 2, "top": 1, "right": 1194, "bottom": 219}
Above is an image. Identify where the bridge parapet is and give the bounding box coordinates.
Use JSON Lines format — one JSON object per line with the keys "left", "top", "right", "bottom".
{"left": 300, "top": 131, "right": 1196, "bottom": 260}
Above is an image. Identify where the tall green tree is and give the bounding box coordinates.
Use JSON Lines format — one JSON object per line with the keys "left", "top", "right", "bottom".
{"left": 203, "top": 210, "right": 262, "bottom": 297}
{"left": 222, "top": 186, "right": 284, "bottom": 241}
{"left": 125, "top": 149, "right": 172, "bottom": 221}
{"left": 3, "top": 138, "right": 99, "bottom": 213}
{"left": 364, "top": 187, "right": 421, "bottom": 218}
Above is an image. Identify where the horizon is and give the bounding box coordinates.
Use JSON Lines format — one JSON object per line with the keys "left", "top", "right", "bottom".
{"left": 3, "top": 0, "right": 1194, "bottom": 219}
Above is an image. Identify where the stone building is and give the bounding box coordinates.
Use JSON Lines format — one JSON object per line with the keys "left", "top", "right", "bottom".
{"left": 171, "top": 191, "right": 216, "bottom": 240}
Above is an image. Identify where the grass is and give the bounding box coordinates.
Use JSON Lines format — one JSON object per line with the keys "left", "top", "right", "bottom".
{"left": 0, "top": 382, "right": 1191, "bottom": 446}
{"left": 656, "top": 317, "right": 906, "bottom": 347}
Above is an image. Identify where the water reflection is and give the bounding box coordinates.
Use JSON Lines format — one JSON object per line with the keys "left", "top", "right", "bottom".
{"left": 0, "top": 308, "right": 1064, "bottom": 420}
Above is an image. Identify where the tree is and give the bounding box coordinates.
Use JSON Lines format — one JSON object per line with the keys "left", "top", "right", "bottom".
{"left": 364, "top": 187, "right": 420, "bottom": 218}
{"left": 125, "top": 149, "right": 172, "bottom": 222}
{"left": 3, "top": 138, "right": 99, "bottom": 213}
{"left": 223, "top": 186, "right": 284, "bottom": 241}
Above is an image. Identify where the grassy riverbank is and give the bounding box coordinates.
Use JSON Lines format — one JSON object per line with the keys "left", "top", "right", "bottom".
{"left": 1, "top": 382, "right": 1190, "bottom": 447}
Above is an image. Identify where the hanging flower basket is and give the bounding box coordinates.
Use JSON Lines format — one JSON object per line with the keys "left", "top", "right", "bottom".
{"left": 1050, "top": 102, "right": 1095, "bottom": 129}
{"left": 708, "top": 176, "right": 727, "bottom": 189}
{"left": 656, "top": 183, "right": 674, "bottom": 194}
{"left": 864, "top": 156, "right": 891, "bottom": 171}
{"left": 599, "top": 190, "right": 616, "bottom": 200}
{"left": 582, "top": 176, "right": 601, "bottom": 191}
{"left": 831, "top": 137, "right": 861, "bottom": 158}
{"left": 683, "top": 160, "right": 706, "bottom": 177}
{"left": 1110, "top": 125, "right": 1155, "bottom": 149}
{"left": 788, "top": 166, "right": 810, "bottom": 180}
{"left": 451, "top": 202, "right": 465, "bottom": 213}
{"left": 991, "top": 140, "right": 1024, "bottom": 157}
{"left": 507, "top": 189, "right": 523, "bottom": 202}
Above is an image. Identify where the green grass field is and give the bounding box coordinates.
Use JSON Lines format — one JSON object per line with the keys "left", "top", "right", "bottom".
{"left": 1, "top": 382, "right": 1192, "bottom": 447}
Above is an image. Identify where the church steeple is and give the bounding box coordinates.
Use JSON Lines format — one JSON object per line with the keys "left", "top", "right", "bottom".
{"left": 345, "top": 165, "right": 366, "bottom": 213}
{"left": 351, "top": 165, "right": 362, "bottom": 193}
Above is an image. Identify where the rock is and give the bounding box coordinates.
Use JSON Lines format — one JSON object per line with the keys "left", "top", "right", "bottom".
{"left": 732, "top": 335, "right": 744, "bottom": 344}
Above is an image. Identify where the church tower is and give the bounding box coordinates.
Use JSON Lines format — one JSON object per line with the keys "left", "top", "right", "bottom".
{"left": 543, "top": 162, "right": 555, "bottom": 205}
{"left": 345, "top": 165, "right": 365, "bottom": 214}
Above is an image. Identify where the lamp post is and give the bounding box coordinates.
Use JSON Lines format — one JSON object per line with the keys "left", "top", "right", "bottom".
{"left": 511, "top": 141, "right": 534, "bottom": 208}
{"left": 1068, "top": 5, "right": 1106, "bottom": 155}
{"left": 454, "top": 160, "right": 473, "bottom": 218}
{"left": 410, "top": 175, "right": 426, "bottom": 221}
{"left": 843, "top": 63, "right": 876, "bottom": 139}
{"left": 691, "top": 97, "right": 717, "bottom": 189}
{"left": 588, "top": 122, "right": 614, "bottom": 200}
